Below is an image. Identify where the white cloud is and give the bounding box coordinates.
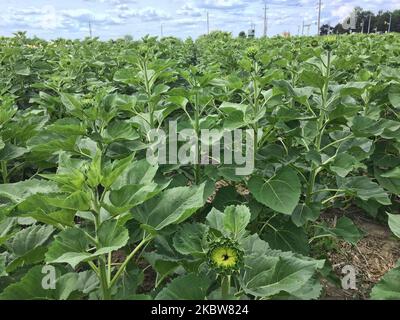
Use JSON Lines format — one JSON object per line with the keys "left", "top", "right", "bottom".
{"left": 114, "top": 6, "right": 171, "bottom": 21}
{"left": 177, "top": 4, "right": 203, "bottom": 17}
{"left": 194, "top": 0, "right": 247, "bottom": 10}
{"left": 331, "top": 4, "right": 355, "bottom": 19}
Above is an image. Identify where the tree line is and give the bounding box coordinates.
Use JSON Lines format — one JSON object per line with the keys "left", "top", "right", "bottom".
{"left": 321, "top": 7, "right": 400, "bottom": 35}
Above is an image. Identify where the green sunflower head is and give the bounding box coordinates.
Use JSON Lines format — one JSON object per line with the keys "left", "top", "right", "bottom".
{"left": 246, "top": 46, "right": 259, "bottom": 60}
{"left": 310, "top": 39, "right": 319, "bottom": 48}
{"left": 322, "top": 36, "right": 337, "bottom": 51}
{"left": 207, "top": 238, "right": 244, "bottom": 275}
{"left": 82, "top": 98, "right": 93, "bottom": 108}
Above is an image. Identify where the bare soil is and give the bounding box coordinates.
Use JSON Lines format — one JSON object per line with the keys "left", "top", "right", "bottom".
{"left": 320, "top": 210, "right": 400, "bottom": 300}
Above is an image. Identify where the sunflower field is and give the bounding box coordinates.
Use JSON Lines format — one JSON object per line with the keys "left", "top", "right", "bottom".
{"left": 0, "top": 31, "right": 399, "bottom": 300}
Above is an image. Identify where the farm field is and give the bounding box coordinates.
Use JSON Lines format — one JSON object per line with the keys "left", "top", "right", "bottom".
{"left": 0, "top": 31, "right": 399, "bottom": 300}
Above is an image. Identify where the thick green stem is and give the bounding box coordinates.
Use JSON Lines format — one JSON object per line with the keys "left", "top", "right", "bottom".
{"left": 90, "top": 188, "right": 110, "bottom": 300}
{"left": 251, "top": 62, "right": 259, "bottom": 163}
{"left": 99, "top": 259, "right": 111, "bottom": 300}
{"left": 305, "top": 51, "right": 331, "bottom": 205}
{"left": 253, "top": 124, "right": 258, "bottom": 165}
{"left": 1, "top": 161, "right": 8, "bottom": 183}
{"left": 142, "top": 59, "right": 154, "bottom": 129}
{"left": 221, "top": 275, "right": 231, "bottom": 299}
{"left": 109, "top": 237, "right": 151, "bottom": 289}
{"left": 194, "top": 92, "right": 201, "bottom": 185}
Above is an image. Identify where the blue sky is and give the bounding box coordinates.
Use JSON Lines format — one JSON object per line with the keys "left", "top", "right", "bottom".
{"left": 0, "top": 0, "right": 398, "bottom": 39}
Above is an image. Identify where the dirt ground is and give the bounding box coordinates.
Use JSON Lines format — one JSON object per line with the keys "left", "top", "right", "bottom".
{"left": 320, "top": 210, "right": 400, "bottom": 300}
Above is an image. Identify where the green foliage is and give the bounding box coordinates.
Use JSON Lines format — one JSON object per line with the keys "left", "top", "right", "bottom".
{"left": 0, "top": 33, "right": 399, "bottom": 300}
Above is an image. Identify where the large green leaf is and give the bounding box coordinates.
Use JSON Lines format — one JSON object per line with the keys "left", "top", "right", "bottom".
{"left": 109, "top": 183, "right": 163, "bottom": 209}
{"left": 375, "top": 167, "right": 400, "bottom": 195}
{"left": 0, "top": 143, "right": 27, "bottom": 161}
{"left": 387, "top": 213, "right": 400, "bottom": 239}
{"left": 0, "top": 180, "right": 58, "bottom": 204}
{"left": 223, "top": 205, "right": 251, "bottom": 240}
{"left": 96, "top": 220, "right": 129, "bottom": 255}
{"left": 0, "top": 253, "right": 7, "bottom": 277}
{"left": 45, "top": 228, "right": 93, "bottom": 268}
{"left": 291, "top": 203, "right": 320, "bottom": 227}
{"left": 248, "top": 167, "right": 301, "bottom": 215}
{"left": 341, "top": 176, "right": 391, "bottom": 205}
{"left": 219, "top": 102, "right": 248, "bottom": 129}
{"left": 240, "top": 255, "right": 319, "bottom": 298}
{"left": 389, "top": 84, "right": 400, "bottom": 109}
{"left": 16, "top": 194, "right": 76, "bottom": 227}
{"left": 205, "top": 205, "right": 252, "bottom": 240}
{"left": 315, "top": 217, "right": 363, "bottom": 245}
{"left": 46, "top": 222, "right": 129, "bottom": 268}
{"left": 0, "top": 266, "right": 79, "bottom": 300}
{"left": 43, "top": 191, "right": 91, "bottom": 211}
{"left": 111, "top": 159, "right": 158, "bottom": 190}
{"left": 370, "top": 266, "right": 400, "bottom": 300}
{"left": 7, "top": 225, "right": 54, "bottom": 258}
{"left": 101, "top": 154, "right": 135, "bottom": 188}
{"left": 156, "top": 274, "right": 212, "bottom": 300}
{"left": 60, "top": 93, "right": 83, "bottom": 113}
{"left": 134, "top": 183, "right": 207, "bottom": 231}
{"left": 330, "top": 153, "right": 360, "bottom": 178}
{"left": 261, "top": 217, "right": 310, "bottom": 255}
{"left": 172, "top": 223, "right": 208, "bottom": 256}
{"left": 330, "top": 217, "right": 363, "bottom": 245}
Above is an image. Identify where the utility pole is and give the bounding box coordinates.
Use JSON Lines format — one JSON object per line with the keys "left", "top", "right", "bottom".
{"left": 302, "top": 20, "right": 305, "bottom": 35}
{"left": 161, "top": 23, "right": 164, "bottom": 37}
{"left": 207, "top": 11, "right": 210, "bottom": 35}
{"left": 317, "top": 0, "right": 322, "bottom": 36}
{"left": 298, "top": 25, "right": 301, "bottom": 36}
{"left": 367, "top": 15, "right": 372, "bottom": 33}
{"left": 88, "top": 20, "right": 92, "bottom": 38}
{"left": 306, "top": 24, "right": 311, "bottom": 35}
{"left": 263, "top": 1, "right": 268, "bottom": 37}
{"left": 388, "top": 14, "right": 392, "bottom": 33}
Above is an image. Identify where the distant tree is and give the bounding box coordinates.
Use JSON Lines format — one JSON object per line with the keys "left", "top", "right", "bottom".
{"left": 392, "top": 10, "right": 400, "bottom": 32}
{"left": 320, "top": 24, "right": 334, "bottom": 35}
{"left": 238, "top": 31, "right": 246, "bottom": 38}
{"left": 330, "top": 7, "right": 400, "bottom": 34}
{"left": 124, "top": 35, "right": 133, "bottom": 42}
{"left": 376, "top": 11, "right": 392, "bottom": 32}
{"left": 333, "top": 23, "right": 348, "bottom": 34}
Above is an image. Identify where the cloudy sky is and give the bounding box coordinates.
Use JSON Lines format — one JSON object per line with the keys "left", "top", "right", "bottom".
{"left": 0, "top": 0, "right": 398, "bottom": 39}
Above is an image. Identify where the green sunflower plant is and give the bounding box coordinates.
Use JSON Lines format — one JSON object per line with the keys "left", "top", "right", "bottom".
{"left": 151, "top": 205, "right": 325, "bottom": 300}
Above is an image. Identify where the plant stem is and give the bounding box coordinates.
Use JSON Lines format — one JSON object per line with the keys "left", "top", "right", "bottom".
{"left": 308, "top": 234, "right": 335, "bottom": 244}
{"left": 252, "top": 61, "right": 259, "bottom": 162}
{"left": 99, "top": 259, "right": 111, "bottom": 300}
{"left": 88, "top": 261, "right": 99, "bottom": 275}
{"left": 107, "top": 252, "right": 112, "bottom": 283}
{"left": 1, "top": 161, "right": 8, "bottom": 183}
{"left": 194, "top": 92, "right": 201, "bottom": 184}
{"left": 221, "top": 275, "right": 231, "bottom": 299}
{"left": 143, "top": 59, "right": 155, "bottom": 129}
{"left": 305, "top": 51, "right": 331, "bottom": 204}
{"left": 109, "top": 237, "right": 151, "bottom": 289}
